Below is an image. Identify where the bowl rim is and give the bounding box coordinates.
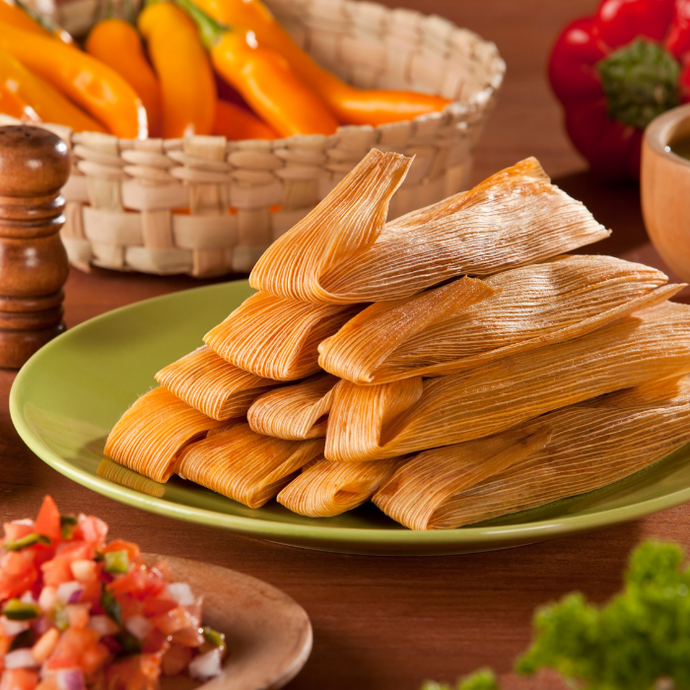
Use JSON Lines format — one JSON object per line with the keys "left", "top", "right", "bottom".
{"left": 645, "top": 102, "right": 690, "bottom": 165}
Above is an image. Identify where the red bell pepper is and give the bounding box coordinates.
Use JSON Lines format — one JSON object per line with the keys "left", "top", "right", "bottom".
{"left": 549, "top": 0, "right": 690, "bottom": 179}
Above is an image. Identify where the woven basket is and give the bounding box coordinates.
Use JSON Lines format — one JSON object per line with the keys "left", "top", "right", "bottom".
{"left": 15, "top": 0, "right": 505, "bottom": 277}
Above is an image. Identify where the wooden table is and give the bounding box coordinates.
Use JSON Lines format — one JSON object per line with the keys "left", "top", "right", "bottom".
{"left": 1, "top": 1, "right": 688, "bottom": 688}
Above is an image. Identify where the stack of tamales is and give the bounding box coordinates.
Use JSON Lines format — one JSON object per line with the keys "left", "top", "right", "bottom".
{"left": 104, "top": 150, "right": 690, "bottom": 530}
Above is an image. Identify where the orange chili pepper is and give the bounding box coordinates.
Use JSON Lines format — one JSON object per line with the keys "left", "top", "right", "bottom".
{"left": 175, "top": 0, "right": 338, "bottom": 138}
{"left": 213, "top": 99, "right": 276, "bottom": 139}
{"left": 0, "top": 51, "right": 105, "bottom": 132}
{"left": 0, "top": 81, "right": 39, "bottom": 122}
{"left": 0, "top": 24, "right": 146, "bottom": 138}
{"left": 137, "top": 2, "right": 216, "bottom": 138}
{"left": 0, "top": 0, "right": 74, "bottom": 46}
{"left": 190, "top": 0, "right": 450, "bottom": 126}
{"left": 86, "top": 19, "right": 163, "bottom": 137}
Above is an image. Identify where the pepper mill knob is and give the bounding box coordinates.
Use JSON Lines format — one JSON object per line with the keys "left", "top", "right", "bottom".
{"left": 0, "top": 125, "right": 70, "bottom": 369}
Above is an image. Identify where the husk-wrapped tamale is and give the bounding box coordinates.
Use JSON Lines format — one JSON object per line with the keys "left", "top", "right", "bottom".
{"left": 176, "top": 425, "right": 324, "bottom": 508}
{"left": 277, "top": 456, "right": 404, "bottom": 517}
{"left": 374, "top": 376, "right": 690, "bottom": 529}
{"left": 155, "top": 346, "right": 276, "bottom": 420}
{"left": 326, "top": 302, "right": 690, "bottom": 462}
{"left": 319, "top": 256, "right": 680, "bottom": 385}
{"left": 204, "top": 291, "right": 361, "bottom": 380}
{"left": 104, "top": 387, "right": 225, "bottom": 483}
{"left": 247, "top": 373, "right": 338, "bottom": 440}
{"left": 251, "top": 153, "right": 610, "bottom": 304}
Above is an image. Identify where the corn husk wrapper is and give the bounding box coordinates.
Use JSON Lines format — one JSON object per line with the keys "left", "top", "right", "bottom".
{"left": 277, "top": 456, "right": 404, "bottom": 517}
{"left": 319, "top": 255, "right": 679, "bottom": 385}
{"left": 374, "top": 376, "right": 690, "bottom": 529}
{"left": 155, "top": 346, "right": 276, "bottom": 420}
{"left": 251, "top": 155, "right": 610, "bottom": 304}
{"left": 97, "top": 459, "right": 165, "bottom": 498}
{"left": 247, "top": 373, "right": 338, "bottom": 440}
{"left": 326, "top": 302, "right": 690, "bottom": 462}
{"left": 204, "top": 291, "right": 361, "bottom": 381}
{"left": 176, "top": 425, "right": 324, "bottom": 508}
{"left": 104, "top": 387, "right": 225, "bottom": 483}
{"left": 250, "top": 148, "right": 412, "bottom": 304}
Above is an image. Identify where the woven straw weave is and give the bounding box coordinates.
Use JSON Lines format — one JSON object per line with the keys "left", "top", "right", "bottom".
{"left": 20, "top": 0, "right": 505, "bottom": 277}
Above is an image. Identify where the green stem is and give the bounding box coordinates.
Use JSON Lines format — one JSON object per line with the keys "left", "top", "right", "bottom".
{"left": 173, "top": 0, "right": 226, "bottom": 49}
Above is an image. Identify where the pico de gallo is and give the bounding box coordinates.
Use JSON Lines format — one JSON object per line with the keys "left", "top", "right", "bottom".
{"left": 0, "top": 496, "right": 226, "bottom": 690}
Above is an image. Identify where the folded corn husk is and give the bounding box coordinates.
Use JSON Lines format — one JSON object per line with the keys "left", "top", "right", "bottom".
{"left": 204, "top": 291, "right": 361, "bottom": 381}
{"left": 374, "top": 375, "right": 690, "bottom": 529}
{"left": 155, "top": 346, "right": 276, "bottom": 420}
{"left": 326, "top": 302, "right": 690, "bottom": 462}
{"left": 277, "top": 456, "right": 404, "bottom": 517}
{"left": 104, "top": 387, "right": 226, "bottom": 483}
{"left": 247, "top": 373, "right": 338, "bottom": 440}
{"left": 97, "top": 458, "right": 166, "bottom": 498}
{"left": 176, "top": 425, "right": 324, "bottom": 508}
{"left": 251, "top": 154, "right": 610, "bottom": 304}
{"left": 319, "top": 256, "right": 680, "bottom": 385}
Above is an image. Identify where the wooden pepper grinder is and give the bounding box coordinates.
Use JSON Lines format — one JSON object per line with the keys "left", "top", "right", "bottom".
{"left": 0, "top": 125, "right": 70, "bottom": 369}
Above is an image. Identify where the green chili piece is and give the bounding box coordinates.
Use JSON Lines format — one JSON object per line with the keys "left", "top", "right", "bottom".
{"left": 115, "top": 630, "right": 142, "bottom": 655}
{"left": 52, "top": 603, "right": 69, "bottom": 631}
{"left": 60, "top": 515, "right": 78, "bottom": 540}
{"left": 100, "top": 588, "right": 121, "bottom": 625}
{"left": 4, "top": 533, "right": 51, "bottom": 551}
{"left": 202, "top": 626, "right": 225, "bottom": 647}
{"left": 8, "top": 629, "right": 34, "bottom": 651}
{"left": 2, "top": 599, "right": 40, "bottom": 621}
{"left": 104, "top": 550, "right": 130, "bottom": 574}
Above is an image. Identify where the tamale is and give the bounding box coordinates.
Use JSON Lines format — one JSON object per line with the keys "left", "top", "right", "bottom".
{"left": 319, "top": 255, "right": 681, "bottom": 384}
{"left": 277, "top": 456, "right": 404, "bottom": 517}
{"left": 374, "top": 376, "right": 690, "bottom": 529}
{"left": 250, "top": 148, "right": 412, "bottom": 304}
{"left": 247, "top": 373, "right": 338, "bottom": 440}
{"left": 204, "top": 291, "right": 361, "bottom": 381}
{"left": 97, "top": 458, "right": 166, "bottom": 498}
{"left": 251, "top": 154, "right": 610, "bottom": 304}
{"left": 176, "top": 425, "right": 324, "bottom": 508}
{"left": 155, "top": 346, "right": 276, "bottom": 420}
{"left": 104, "top": 387, "right": 225, "bottom": 483}
{"left": 326, "top": 302, "right": 690, "bottom": 461}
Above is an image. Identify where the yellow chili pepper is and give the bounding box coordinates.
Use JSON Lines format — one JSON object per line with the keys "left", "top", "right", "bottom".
{"left": 86, "top": 19, "right": 162, "bottom": 137}
{"left": 0, "top": 24, "right": 146, "bottom": 138}
{"left": 0, "top": 51, "right": 105, "bottom": 132}
{"left": 191, "top": 0, "right": 450, "bottom": 126}
{"left": 0, "top": 0, "right": 74, "bottom": 46}
{"left": 175, "top": 0, "right": 339, "bottom": 137}
{"left": 213, "top": 99, "right": 277, "bottom": 139}
{"left": 138, "top": 2, "right": 216, "bottom": 138}
{"left": 0, "top": 81, "right": 39, "bottom": 122}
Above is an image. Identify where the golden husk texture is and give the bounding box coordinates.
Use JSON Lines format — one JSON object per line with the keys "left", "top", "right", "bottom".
{"left": 374, "top": 376, "right": 690, "bottom": 529}
{"left": 104, "top": 387, "right": 225, "bottom": 483}
{"left": 97, "top": 459, "right": 165, "bottom": 498}
{"left": 154, "top": 346, "right": 276, "bottom": 420}
{"left": 277, "top": 456, "right": 404, "bottom": 517}
{"left": 176, "top": 425, "right": 325, "bottom": 508}
{"left": 251, "top": 155, "right": 610, "bottom": 305}
{"left": 204, "top": 291, "right": 361, "bottom": 381}
{"left": 319, "top": 256, "right": 679, "bottom": 384}
{"left": 250, "top": 148, "right": 412, "bottom": 304}
{"left": 326, "top": 302, "right": 690, "bottom": 462}
{"left": 247, "top": 373, "right": 338, "bottom": 440}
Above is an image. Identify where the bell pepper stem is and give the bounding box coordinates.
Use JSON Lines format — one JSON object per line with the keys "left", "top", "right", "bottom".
{"left": 173, "top": 0, "right": 226, "bottom": 49}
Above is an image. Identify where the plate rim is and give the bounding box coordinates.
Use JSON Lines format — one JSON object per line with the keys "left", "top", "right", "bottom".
{"left": 10, "top": 280, "right": 690, "bottom": 553}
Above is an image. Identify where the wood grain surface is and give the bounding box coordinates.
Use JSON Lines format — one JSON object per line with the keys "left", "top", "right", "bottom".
{"left": 1, "top": 1, "right": 689, "bottom": 689}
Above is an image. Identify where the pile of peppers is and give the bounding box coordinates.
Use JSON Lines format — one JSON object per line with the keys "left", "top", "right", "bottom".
{"left": 0, "top": 0, "right": 449, "bottom": 141}
{"left": 549, "top": 0, "right": 690, "bottom": 179}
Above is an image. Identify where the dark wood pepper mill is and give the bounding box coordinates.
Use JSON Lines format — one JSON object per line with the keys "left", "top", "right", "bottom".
{"left": 0, "top": 125, "right": 70, "bottom": 369}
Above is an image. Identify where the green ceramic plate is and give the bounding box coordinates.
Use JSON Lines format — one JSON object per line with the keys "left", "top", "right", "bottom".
{"left": 9, "top": 281, "right": 690, "bottom": 556}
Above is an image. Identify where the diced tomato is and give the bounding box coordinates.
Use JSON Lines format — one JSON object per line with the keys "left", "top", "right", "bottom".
{"left": 0, "top": 668, "right": 39, "bottom": 690}
{"left": 78, "top": 579, "right": 102, "bottom": 610}
{"left": 0, "top": 551, "right": 38, "bottom": 601}
{"left": 39, "top": 559, "right": 72, "bottom": 589}
{"left": 118, "top": 594, "right": 145, "bottom": 620}
{"left": 170, "top": 625, "right": 204, "bottom": 647}
{"left": 141, "top": 628, "right": 170, "bottom": 655}
{"left": 161, "top": 643, "right": 193, "bottom": 676}
{"left": 33, "top": 497, "right": 61, "bottom": 546}
{"left": 106, "top": 566, "right": 165, "bottom": 600}
{"left": 54, "top": 541, "right": 94, "bottom": 563}
{"left": 81, "top": 641, "right": 111, "bottom": 677}
{"left": 0, "top": 632, "right": 9, "bottom": 656}
{"left": 73, "top": 516, "right": 108, "bottom": 550}
{"left": 34, "top": 678, "right": 58, "bottom": 690}
{"left": 2, "top": 522, "right": 34, "bottom": 543}
{"left": 103, "top": 539, "right": 141, "bottom": 564}
{"left": 142, "top": 596, "right": 176, "bottom": 618}
{"left": 103, "top": 654, "right": 161, "bottom": 690}
{"left": 46, "top": 627, "right": 108, "bottom": 677}
{"left": 150, "top": 607, "right": 196, "bottom": 635}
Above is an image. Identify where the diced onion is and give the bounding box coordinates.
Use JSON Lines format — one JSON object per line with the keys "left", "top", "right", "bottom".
{"left": 167, "top": 582, "right": 195, "bottom": 607}
{"left": 56, "top": 581, "right": 84, "bottom": 605}
{"left": 19, "top": 591, "right": 37, "bottom": 605}
{"left": 38, "top": 586, "right": 57, "bottom": 613}
{"left": 33, "top": 616, "right": 52, "bottom": 636}
{"left": 124, "top": 614, "right": 153, "bottom": 640}
{"left": 87, "top": 615, "right": 120, "bottom": 637}
{"left": 0, "top": 615, "right": 30, "bottom": 636}
{"left": 4, "top": 648, "right": 39, "bottom": 669}
{"left": 70, "top": 560, "right": 96, "bottom": 583}
{"left": 188, "top": 648, "right": 223, "bottom": 680}
{"left": 55, "top": 668, "right": 86, "bottom": 690}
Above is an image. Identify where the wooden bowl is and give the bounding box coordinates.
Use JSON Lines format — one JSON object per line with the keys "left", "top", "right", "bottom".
{"left": 642, "top": 103, "right": 690, "bottom": 282}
